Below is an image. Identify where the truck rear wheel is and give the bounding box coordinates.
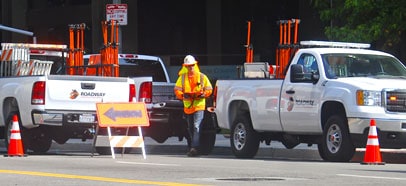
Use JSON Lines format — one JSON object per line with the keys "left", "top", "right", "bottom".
{"left": 318, "top": 115, "right": 355, "bottom": 162}
{"left": 22, "top": 126, "right": 52, "bottom": 154}
{"left": 198, "top": 111, "right": 217, "bottom": 155}
{"left": 24, "top": 132, "right": 52, "bottom": 154}
{"left": 230, "top": 115, "right": 259, "bottom": 158}
{"left": 4, "top": 112, "right": 52, "bottom": 154}
{"left": 199, "top": 130, "right": 216, "bottom": 155}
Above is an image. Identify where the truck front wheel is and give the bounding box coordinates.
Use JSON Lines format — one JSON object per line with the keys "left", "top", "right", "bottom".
{"left": 318, "top": 115, "right": 355, "bottom": 162}
{"left": 230, "top": 115, "right": 259, "bottom": 158}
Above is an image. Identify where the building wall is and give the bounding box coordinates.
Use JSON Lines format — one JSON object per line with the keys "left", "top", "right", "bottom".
{"left": 1, "top": 0, "right": 329, "bottom": 66}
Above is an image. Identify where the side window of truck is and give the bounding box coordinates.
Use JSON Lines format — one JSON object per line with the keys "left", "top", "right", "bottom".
{"left": 297, "top": 54, "right": 318, "bottom": 81}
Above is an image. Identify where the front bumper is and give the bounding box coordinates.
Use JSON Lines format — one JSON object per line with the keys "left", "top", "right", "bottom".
{"left": 349, "top": 117, "right": 406, "bottom": 148}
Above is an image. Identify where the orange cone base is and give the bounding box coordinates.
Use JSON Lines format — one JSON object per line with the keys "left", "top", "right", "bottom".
{"left": 4, "top": 154, "right": 28, "bottom": 157}
{"left": 360, "top": 161, "right": 385, "bottom": 165}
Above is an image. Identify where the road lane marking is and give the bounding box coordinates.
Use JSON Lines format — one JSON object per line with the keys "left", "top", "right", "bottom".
{"left": 116, "top": 161, "right": 180, "bottom": 166}
{"left": 0, "top": 169, "right": 203, "bottom": 186}
{"left": 338, "top": 174, "right": 406, "bottom": 181}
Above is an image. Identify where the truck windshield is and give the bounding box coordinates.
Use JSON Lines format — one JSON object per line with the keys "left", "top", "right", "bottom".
{"left": 119, "top": 59, "right": 167, "bottom": 82}
{"left": 322, "top": 54, "right": 406, "bottom": 79}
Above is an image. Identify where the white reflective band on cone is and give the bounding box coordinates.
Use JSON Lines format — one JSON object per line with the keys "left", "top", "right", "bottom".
{"left": 366, "top": 138, "right": 380, "bottom": 146}
{"left": 10, "top": 133, "right": 22, "bottom": 140}
{"left": 368, "top": 126, "right": 378, "bottom": 136}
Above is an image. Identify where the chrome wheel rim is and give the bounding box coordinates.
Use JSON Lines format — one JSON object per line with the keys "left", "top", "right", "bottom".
{"left": 233, "top": 122, "right": 246, "bottom": 150}
{"left": 326, "top": 124, "right": 341, "bottom": 154}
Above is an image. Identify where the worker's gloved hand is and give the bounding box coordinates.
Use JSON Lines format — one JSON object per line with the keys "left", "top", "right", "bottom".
{"left": 183, "top": 94, "right": 191, "bottom": 99}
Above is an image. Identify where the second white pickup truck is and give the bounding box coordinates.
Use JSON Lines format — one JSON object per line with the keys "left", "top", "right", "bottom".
{"left": 84, "top": 54, "right": 218, "bottom": 154}
{"left": 214, "top": 41, "right": 406, "bottom": 162}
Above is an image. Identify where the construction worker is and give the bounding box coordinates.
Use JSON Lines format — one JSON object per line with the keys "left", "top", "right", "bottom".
{"left": 174, "top": 55, "right": 213, "bottom": 157}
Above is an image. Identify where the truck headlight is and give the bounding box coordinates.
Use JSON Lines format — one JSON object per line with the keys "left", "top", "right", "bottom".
{"left": 356, "top": 90, "right": 381, "bottom": 106}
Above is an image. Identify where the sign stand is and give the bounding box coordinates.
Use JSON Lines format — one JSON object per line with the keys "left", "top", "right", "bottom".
{"left": 92, "top": 102, "right": 149, "bottom": 159}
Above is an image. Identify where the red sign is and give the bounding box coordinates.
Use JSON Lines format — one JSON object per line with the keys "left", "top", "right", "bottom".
{"left": 106, "top": 4, "right": 128, "bottom": 25}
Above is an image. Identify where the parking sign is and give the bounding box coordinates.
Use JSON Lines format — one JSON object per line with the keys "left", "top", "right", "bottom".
{"left": 106, "top": 4, "right": 128, "bottom": 25}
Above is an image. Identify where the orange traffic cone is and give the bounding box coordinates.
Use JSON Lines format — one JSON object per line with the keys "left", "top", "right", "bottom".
{"left": 4, "top": 115, "right": 27, "bottom": 157}
{"left": 360, "top": 119, "right": 384, "bottom": 165}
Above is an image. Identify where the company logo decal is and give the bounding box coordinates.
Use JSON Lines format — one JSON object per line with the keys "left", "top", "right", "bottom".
{"left": 287, "top": 97, "right": 294, "bottom": 111}
{"left": 295, "top": 99, "right": 314, "bottom": 106}
{"left": 69, "top": 89, "right": 106, "bottom": 99}
{"left": 70, "top": 90, "right": 79, "bottom": 99}
{"left": 287, "top": 97, "right": 315, "bottom": 111}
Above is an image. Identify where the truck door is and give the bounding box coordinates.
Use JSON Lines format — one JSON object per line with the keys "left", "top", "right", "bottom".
{"left": 280, "top": 53, "right": 323, "bottom": 133}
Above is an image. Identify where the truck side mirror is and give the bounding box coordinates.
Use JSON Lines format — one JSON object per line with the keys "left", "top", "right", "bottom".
{"left": 290, "top": 64, "right": 305, "bottom": 82}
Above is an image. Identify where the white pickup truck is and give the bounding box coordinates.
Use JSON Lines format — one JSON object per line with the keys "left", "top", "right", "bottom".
{"left": 214, "top": 41, "right": 406, "bottom": 162}
{"left": 0, "top": 43, "right": 135, "bottom": 153}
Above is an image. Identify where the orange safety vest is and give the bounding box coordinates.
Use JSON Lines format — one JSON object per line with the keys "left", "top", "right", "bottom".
{"left": 174, "top": 72, "right": 212, "bottom": 114}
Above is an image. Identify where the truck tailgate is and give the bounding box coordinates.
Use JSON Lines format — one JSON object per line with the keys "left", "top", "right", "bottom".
{"left": 44, "top": 75, "right": 133, "bottom": 111}
{"left": 152, "top": 82, "right": 176, "bottom": 103}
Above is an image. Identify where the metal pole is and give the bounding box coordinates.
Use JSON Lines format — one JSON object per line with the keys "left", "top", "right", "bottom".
{"left": 0, "top": 24, "right": 34, "bottom": 36}
{"left": 113, "top": 0, "right": 122, "bottom": 53}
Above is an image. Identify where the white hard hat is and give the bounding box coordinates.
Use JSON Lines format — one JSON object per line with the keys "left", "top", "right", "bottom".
{"left": 183, "top": 55, "right": 197, "bottom": 66}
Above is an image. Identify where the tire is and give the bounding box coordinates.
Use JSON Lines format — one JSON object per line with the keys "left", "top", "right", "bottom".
{"left": 317, "top": 115, "right": 355, "bottom": 162}
{"left": 5, "top": 112, "right": 53, "bottom": 154}
{"left": 199, "top": 130, "right": 216, "bottom": 155}
{"left": 22, "top": 126, "right": 52, "bottom": 154}
{"left": 147, "top": 125, "right": 170, "bottom": 143}
{"left": 198, "top": 111, "right": 217, "bottom": 155}
{"left": 230, "top": 115, "right": 259, "bottom": 158}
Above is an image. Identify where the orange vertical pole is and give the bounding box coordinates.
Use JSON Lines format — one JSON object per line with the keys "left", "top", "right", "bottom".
{"left": 109, "top": 20, "right": 114, "bottom": 76}
{"left": 286, "top": 20, "right": 292, "bottom": 78}
{"left": 102, "top": 21, "right": 108, "bottom": 45}
{"left": 108, "top": 20, "right": 114, "bottom": 76}
{"left": 80, "top": 24, "right": 85, "bottom": 66}
{"left": 68, "top": 27, "right": 74, "bottom": 75}
{"left": 114, "top": 20, "right": 119, "bottom": 77}
{"left": 283, "top": 21, "right": 289, "bottom": 78}
{"left": 279, "top": 22, "right": 283, "bottom": 45}
{"left": 283, "top": 21, "right": 287, "bottom": 45}
{"left": 281, "top": 21, "right": 287, "bottom": 78}
{"left": 101, "top": 21, "right": 108, "bottom": 76}
{"left": 245, "top": 21, "right": 252, "bottom": 63}
{"left": 287, "top": 20, "right": 291, "bottom": 45}
{"left": 277, "top": 21, "right": 283, "bottom": 78}
{"left": 294, "top": 19, "right": 299, "bottom": 44}
{"left": 75, "top": 26, "right": 79, "bottom": 66}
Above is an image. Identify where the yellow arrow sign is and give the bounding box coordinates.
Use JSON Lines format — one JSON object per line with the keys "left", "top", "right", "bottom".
{"left": 96, "top": 102, "right": 149, "bottom": 127}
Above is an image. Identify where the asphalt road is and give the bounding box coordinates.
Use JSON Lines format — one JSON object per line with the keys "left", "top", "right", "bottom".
{"left": 1, "top": 134, "right": 405, "bottom": 163}
{"left": 0, "top": 135, "right": 406, "bottom": 186}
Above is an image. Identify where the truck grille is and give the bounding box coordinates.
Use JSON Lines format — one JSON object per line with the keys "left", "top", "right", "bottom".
{"left": 385, "top": 90, "right": 406, "bottom": 112}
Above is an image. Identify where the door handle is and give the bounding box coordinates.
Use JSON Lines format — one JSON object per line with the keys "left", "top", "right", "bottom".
{"left": 286, "top": 90, "right": 295, "bottom": 94}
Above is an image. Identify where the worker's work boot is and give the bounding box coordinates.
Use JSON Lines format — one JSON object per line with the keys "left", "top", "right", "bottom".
{"left": 187, "top": 148, "right": 198, "bottom": 157}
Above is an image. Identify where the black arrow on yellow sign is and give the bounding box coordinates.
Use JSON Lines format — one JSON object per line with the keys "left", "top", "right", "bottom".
{"left": 104, "top": 107, "right": 142, "bottom": 121}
